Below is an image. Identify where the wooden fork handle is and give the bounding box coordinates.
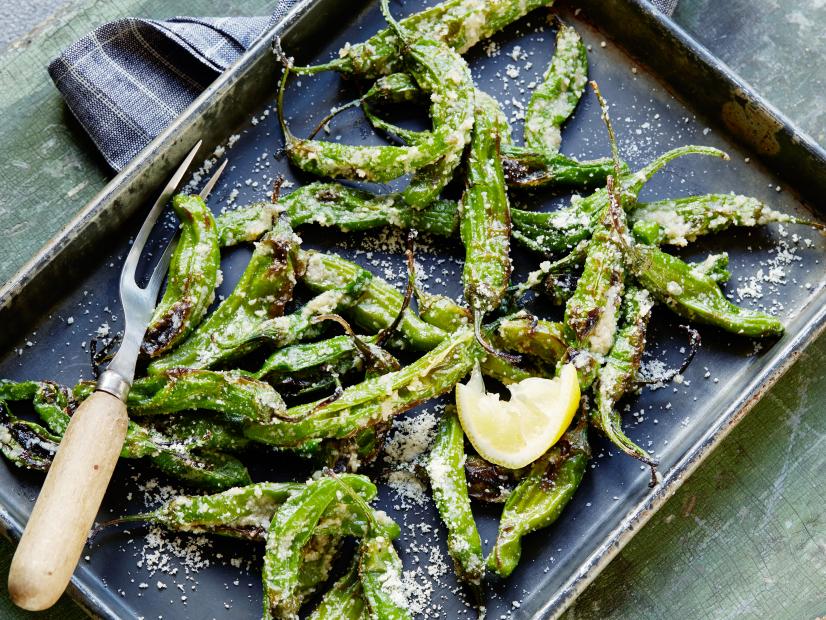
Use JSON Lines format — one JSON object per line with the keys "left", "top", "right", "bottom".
{"left": 8, "top": 390, "right": 128, "bottom": 611}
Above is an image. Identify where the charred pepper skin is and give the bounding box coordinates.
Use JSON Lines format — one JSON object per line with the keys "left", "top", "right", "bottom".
{"left": 524, "top": 19, "right": 588, "bottom": 152}
{"left": 511, "top": 145, "right": 729, "bottom": 255}
{"left": 142, "top": 194, "right": 221, "bottom": 358}
{"left": 148, "top": 217, "right": 302, "bottom": 374}
{"left": 593, "top": 286, "right": 658, "bottom": 465}
{"left": 488, "top": 415, "right": 589, "bottom": 578}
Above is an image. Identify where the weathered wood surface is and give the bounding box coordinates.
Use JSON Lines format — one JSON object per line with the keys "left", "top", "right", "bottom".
{"left": 0, "top": 1, "right": 823, "bottom": 618}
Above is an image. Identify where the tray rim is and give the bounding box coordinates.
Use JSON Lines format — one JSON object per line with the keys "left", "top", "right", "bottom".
{"left": 1, "top": 0, "right": 825, "bottom": 618}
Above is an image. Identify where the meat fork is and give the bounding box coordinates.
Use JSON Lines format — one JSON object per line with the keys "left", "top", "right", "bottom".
{"left": 8, "top": 141, "right": 226, "bottom": 611}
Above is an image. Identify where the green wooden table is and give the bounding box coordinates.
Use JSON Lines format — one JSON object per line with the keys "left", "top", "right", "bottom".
{"left": 0, "top": 1, "right": 823, "bottom": 618}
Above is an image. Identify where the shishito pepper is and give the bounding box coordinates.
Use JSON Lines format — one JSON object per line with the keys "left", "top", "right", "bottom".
{"left": 592, "top": 285, "right": 658, "bottom": 466}
{"left": 244, "top": 327, "right": 478, "bottom": 447}
{"left": 142, "top": 194, "right": 220, "bottom": 357}
{"left": 460, "top": 90, "right": 513, "bottom": 332}
{"left": 216, "top": 184, "right": 459, "bottom": 247}
{"left": 149, "top": 217, "right": 302, "bottom": 374}
{"left": 279, "top": 0, "right": 475, "bottom": 185}
{"left": 629, "top": 193, "right": 823, "bottom": 246}
{"left": 427, "top": 408, "right": 485, "bottom": 589}
{"left": 487, "top": 415, "right": 589, "bottom": 578}
{"left": 298, "top": 0, "right": 554, "bottom": 79}
{"left": 523, "top": 19, "right": 588, "bottom": 153}
{"left": 626, "top": 243, "right": 784, "bottom": 337}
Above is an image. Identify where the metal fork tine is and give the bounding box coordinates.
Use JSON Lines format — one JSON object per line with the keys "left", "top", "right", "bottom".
{"left": 121, "top": 140, "right": 202, "bottom": 288}
{"left": 199, "top": 159, "right": 228, "bottom": 200}
{"left": 146, "top": 239, "right": 176, "bottom": 298}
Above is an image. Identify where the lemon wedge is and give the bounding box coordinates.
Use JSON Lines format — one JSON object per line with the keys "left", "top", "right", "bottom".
{"left": 455, "top": 363, "right": 580, "bottom": 469}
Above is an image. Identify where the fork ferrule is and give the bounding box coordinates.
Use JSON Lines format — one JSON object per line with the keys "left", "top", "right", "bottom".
{"left": 96, "top": 370, "right": 131, "bottom": 402}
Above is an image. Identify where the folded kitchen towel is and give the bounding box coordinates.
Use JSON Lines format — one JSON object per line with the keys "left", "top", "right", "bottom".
{"left": 48, "top": 0, "right": 677, "bottom": 171}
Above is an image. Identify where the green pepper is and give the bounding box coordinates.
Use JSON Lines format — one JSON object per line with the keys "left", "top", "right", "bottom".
{"left": 262, "top": 474, "right": 377, "bottom": 618}
{"left": 627, "top": 243, "right": 784, "bottom": 337}
{"left": 280, "top": 2, "right": 474, "bottom": 185}
{"left": 149, "top": 217, "right": 302, "bottom": 374}
{"left": 299, "top": 0, "right": 554, "bottom": 79}
{"left": 629, "top": 193, "right": 821, "bottom": 246}
{"left": 524, "top": 19, "right": 588, "bottom": 152}
{"left": 142, "top": 194, "right": 220, "bottom": 357}
{"left": 300, "top": 251, "right": 447, "bottom": 351}
{"left": 427, "top": 409, "right": 485, "bottom": 589}
{"left": 460, "top": 89, "right": 513, "bottom": 328}
{"left": 307, "top": 559, "right": 366, "bottom": 620}
{"left": 488, "top": 415, "right": 589, "bottom": 577}
{"left": 593, "top": 286, "right": 657, "bottom": 466}
{"left": 127, "top": 369, "right": 287, "bottom": 425}
{"left": 244, "top": 327, "right": 478, "bottom": 447}
{"left": 215, "top": 185, "right": 459, "bottom": 247}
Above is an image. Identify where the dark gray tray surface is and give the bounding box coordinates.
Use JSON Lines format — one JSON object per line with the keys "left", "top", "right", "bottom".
{"left": 1, "top": 1, "right": 824, "bottom": 618}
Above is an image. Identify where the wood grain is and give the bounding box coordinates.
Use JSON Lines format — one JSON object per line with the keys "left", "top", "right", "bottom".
{"left": 7, "top": 391, "right": 128, "bottom": 611}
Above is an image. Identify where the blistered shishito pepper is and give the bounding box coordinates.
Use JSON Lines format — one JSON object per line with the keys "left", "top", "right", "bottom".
{"left": 563, "top": 198, "right": 627, "bottom": 390}
{"left": 142, "top": 194, "right": 220, "bottom": 357}
{"left": 127, "top": 369, "right": 287, "bottom": 425}
{"left": 523, "top": 19, "right": 588, "bottom": 152}
{"left": 427, "top": 409, "right": 485, "bottom": 589}
{"left": 149, "top": 217, "right": 302, "bottom": 374}
{"left": 280, "top": 1, "right": 474, "bottom": 184}
{"left": 299, "top": 0, "right": 554, "bottom": 79}
{"left": 460, "top": 90, "right": 512, "bottom": 330}
{"left": 300, "top": 251, "right": 447, "bottom": 351}
{"left": 511, "top": 145, "right": 729, "bottom": 255}
{"left": 254, "top": 334, "right": 375, "bottom": 398}
{"left": 629, "top": 193, "right": 823, "bottom": 246}
{"left": 262, "top": 474, "right": 377, "bottom": 619}
{"left": 244, "top": 327, "right": 478, "bottom": 447}
{"left": 494, "top": 315, "right": 567, "bottom": 365}
{"left": 488, "top": 415, "right": 589, "bottom": 578}
{"left": 593, "top": 286, "right": 658, "bottom": 466}
{"left": 627, "top": 243, "right": 784, "bottom": 337}
{"left": 359, "top": 533, "right": 411, "bottom": 620}
{"left": 215, "top": 185, "right": 459, "bottom": 247}
{"left": 502, "top": 146, "right": 619, "bottom": 189}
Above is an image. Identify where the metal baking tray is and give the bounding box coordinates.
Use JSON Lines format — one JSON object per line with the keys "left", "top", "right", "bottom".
{"left": 2, "top": 0, "right": 825, "bottom": 618}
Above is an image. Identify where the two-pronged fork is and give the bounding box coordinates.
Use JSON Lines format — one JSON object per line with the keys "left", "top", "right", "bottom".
{"left": 8, "top": 140, "right": 226, "bottom": 611}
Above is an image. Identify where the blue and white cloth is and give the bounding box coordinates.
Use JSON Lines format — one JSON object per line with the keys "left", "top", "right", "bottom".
{"left": 48, "top": 0, "right": 677, "bottom": 170}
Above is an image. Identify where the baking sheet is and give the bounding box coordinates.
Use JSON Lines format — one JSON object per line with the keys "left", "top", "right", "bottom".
{"left": 1, "top": 0, "right": 825, "bottom": 618}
